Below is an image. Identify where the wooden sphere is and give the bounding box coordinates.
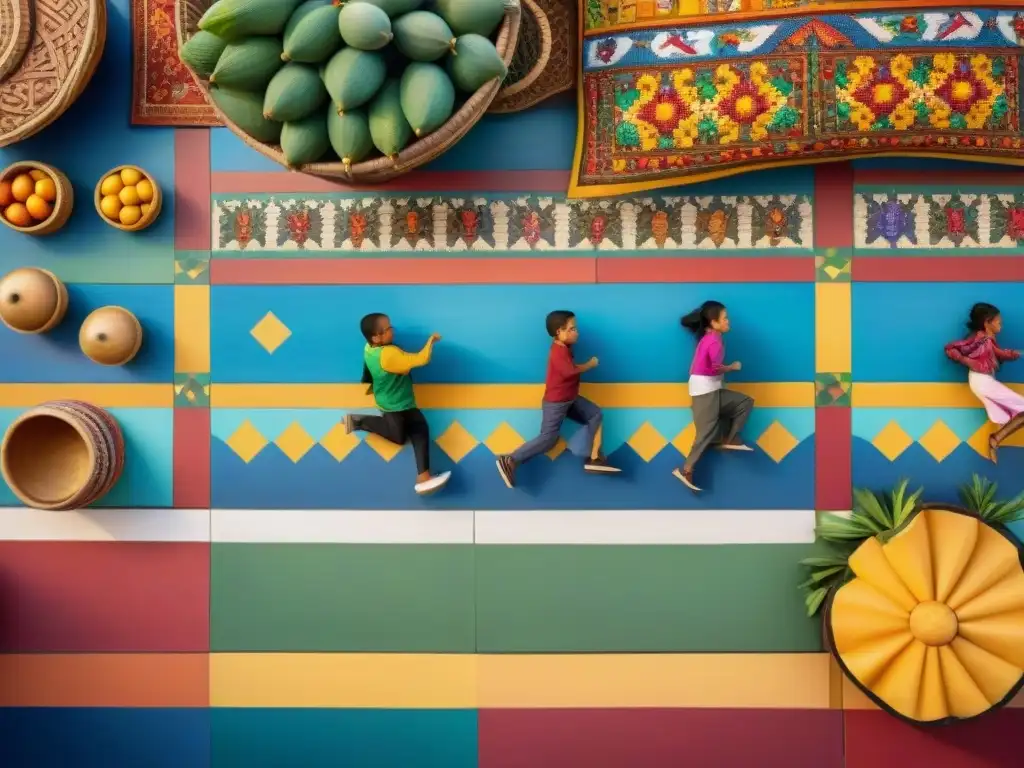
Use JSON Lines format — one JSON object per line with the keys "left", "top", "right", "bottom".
{"left": 0, "top": 267, "right": 67, "bottom": 333}
{"left": 79, "top": 305, "right": 143, "bottom": 366}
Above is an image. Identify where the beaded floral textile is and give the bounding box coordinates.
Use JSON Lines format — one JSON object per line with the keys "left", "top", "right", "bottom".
{"left": 571, "top": 2, "right": 1024, "bottom": 197}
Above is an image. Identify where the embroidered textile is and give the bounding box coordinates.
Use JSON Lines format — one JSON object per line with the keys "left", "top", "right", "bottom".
{"left": 572, "top": 3, "right": 1024, "bottom": 197}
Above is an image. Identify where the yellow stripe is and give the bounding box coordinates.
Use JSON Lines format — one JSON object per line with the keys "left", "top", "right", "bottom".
{"left": 0, "top": 384, "right": 172, "bottom": 408}
{"left": 816, "top": 283, "right": 851, "bottom": 373}
{"left": 211, "top": 654, "right": 477, "bottom": 708}
{"left": 841, "top": 677, "right": 1024, "bottom": 710}
{"left": 478, "top": 653, "right": 831, "bottom": 709}
{"left": 175, "top": 285, "right": 210, "bottom": 374}
{"left": 210, "top": 653, "right": 832, "bottom": 709}
{"left": 210, "top": 382, "right": 813, "bottom": 409}
{"left": 852, "top": 383, "right": 1022, "bottom": 409}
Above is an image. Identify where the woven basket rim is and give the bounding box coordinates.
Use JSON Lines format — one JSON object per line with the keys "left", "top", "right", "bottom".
{"left": 0, "top": 0, "right": 107, "bottom": 148}
{"left": 176, "top": 0, "right": 522, "bottom": 181}
{"left": 0, "top": 161, "right": 71, "bottom": 234}
{"left": 0, "top": 0, "right": 33, "bottom": 82}
{"left": 490, "top": 0, "right": 574, "bottom": 114}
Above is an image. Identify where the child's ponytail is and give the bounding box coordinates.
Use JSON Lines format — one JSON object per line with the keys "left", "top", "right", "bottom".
{"left": 681, "top": 300, "right": 726, "bottom": 338}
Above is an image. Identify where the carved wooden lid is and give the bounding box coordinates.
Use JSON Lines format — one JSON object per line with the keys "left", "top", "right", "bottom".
{"left": 0, "top": 266, "right": 61, "bottom": 332}
{"left": 79, "top": 306, "right": 143, "bottom": 366}
{"left": 0, "top": 0, "right": 107, "bottom": 148}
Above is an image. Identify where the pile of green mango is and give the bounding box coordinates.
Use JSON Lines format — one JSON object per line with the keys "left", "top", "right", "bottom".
{"left": 180, "top": 0, "right": 509, "bottom": 168}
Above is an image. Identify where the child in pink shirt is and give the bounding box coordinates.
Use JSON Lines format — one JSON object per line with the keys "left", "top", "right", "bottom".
{"left": 674, "top": 300, "right": 754, "bottom": 493}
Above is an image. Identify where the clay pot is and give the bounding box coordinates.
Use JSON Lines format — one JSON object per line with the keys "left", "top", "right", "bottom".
{"left": 1, "top": 400, "right": 125, "bottom": 510}
{"left": 0, "top": 266, "right": 68, "bottom": 333}
{"left": 79, "top": 305, "right": 142, "bottom": 366}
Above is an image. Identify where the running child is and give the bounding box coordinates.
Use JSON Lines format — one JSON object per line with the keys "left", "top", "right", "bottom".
{"left": 945, "top": 302, "right": 1024, "bottom": 463}
{"left": 344, "top": 312, "right": 451, "bottom": 495}
{"left": 495, "top": 310, "right": 620, "bottom": 488}
{"left": 673, "top": 300, "right": 754, "bottom": 493}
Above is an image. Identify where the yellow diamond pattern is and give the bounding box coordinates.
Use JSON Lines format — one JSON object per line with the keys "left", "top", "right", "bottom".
{"left": 672, "top": 422, "right": 697, "bottom": 457}
{"left": 435, "top": 422, "right": 479, "bottom": 463}
{"left": 918, "top": 420, "right": 961, "bottom": 462}
{"left": 225, "top": 420, "right": 269, "bottom": 464}
{"left": 485, "top": 422, "right": 525, "bottom": 456}
{"left": 628, "top": 422, "right": 669, "bottom": 462}
{"left": 250, "top": 312, "right": 292, "bottom": 354}
{"left": 365, "top": 433, "right": 404, "bottom": 461}
{"left": 546, "top": 437, "right": 568, "bottom": 460}
{"left": 274, "top": 423, "right": 316, "bottom": 463}
{"left": 757, "top": 420, "right": 799, "bottom": 464}
{"left": 965, "top": 423, "right": 994, "bottom": 458}
{"left": 871, "top": 420, "right": 914, "bottom": 461}
{"left": 320, "top": 422, "right": 359, "bottom": 462}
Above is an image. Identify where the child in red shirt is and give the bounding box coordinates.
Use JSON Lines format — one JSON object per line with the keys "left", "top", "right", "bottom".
{"left": 496, "top": 310, "right": 620, "bottom": 488}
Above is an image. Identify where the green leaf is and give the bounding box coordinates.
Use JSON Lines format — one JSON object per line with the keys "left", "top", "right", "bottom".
{"left": 816, "top": 516, "right": 875, "bottom": 542}
{"left": 799, "top": 555, "right": 850, "bottom": 568}
{"left": 810, "top": 565, "right": 846, "bottom": 583}
{"left": 804, "top": 587, "right": 828, "bottom": 617}
{"left": 854, "top": 487, "right": 892, "bottom": 529}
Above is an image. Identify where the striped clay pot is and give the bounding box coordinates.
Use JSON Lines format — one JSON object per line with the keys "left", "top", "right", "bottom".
{"left": 1, "top": 400, "right": 125, "bottom": 510}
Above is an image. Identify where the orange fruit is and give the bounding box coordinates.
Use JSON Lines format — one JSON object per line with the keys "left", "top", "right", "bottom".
{"left": 25, "top": 194, "right": 52, "bottom": 221}
{"left": 100, "top": 174, "right": 123, "bottom": 196}
{"left": 135, "top": 179, "right": 154, "bottom": 203}
{"left": 141, "top": 203, "right": 152, "bottom": 217}
{"left": 4, "top": 202, "right": 33, "bottom": 227}
{"left": 28, "top": 170, "right": 47, "bottom": 181}
{"left": 99, "top": 194, "right": 122, "bottom": 220}
{"left": 0, "top": 181, "right": 12, "bottom": 207}
{"left": 120, "top": 167, "right": 142, "bottom": 186}
{"left": 34, "top": 177, "right": 57, "bottom": 202}
{"left": 119, "top": 185, "right": 141, "bottom": 206}
{"left": 10, "top": 174, "right": 34, "bottom": 202}
{"left": 119, "top": 205, "right": 142, "bottom": 226}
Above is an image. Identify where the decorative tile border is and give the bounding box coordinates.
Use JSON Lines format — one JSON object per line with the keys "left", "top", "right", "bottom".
{"left": 854, "top": 192, "right": 1024, "bottom": 250}
{"left": 211, "top": 194, "right": 814, "bottom": 254}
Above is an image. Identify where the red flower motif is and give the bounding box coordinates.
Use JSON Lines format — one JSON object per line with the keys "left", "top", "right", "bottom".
{"left": 934, "top": 64, "right": 991, "bottom": 114}
{"left": 1008, "top": 207, "right": 1024, "bottom": 240}
{"left": 852, "top": 71, "right": 910, "bottom": 118}
{"left": 637, "top": 86, "right": 691, "bottom": 134}
{"left": 718, "top": 81, "right": 771, "bottom": 125}
{"left": 944, "top": 206, "right": 966, "bottom": 235}
{"left": 900, "top": 16, "right": 918, "bottom": 33}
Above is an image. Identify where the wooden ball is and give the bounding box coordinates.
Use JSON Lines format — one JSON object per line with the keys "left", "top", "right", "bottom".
{"left": 0, "top": 267, "right": 67, "bottom": 333}
{"left": 79, "top": 306, "right": 143, "bottom": 366}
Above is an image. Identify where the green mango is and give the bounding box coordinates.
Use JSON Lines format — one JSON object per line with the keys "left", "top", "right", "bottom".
{"left": 281, "top": 114, "right": 331, "bottom": 166}
{"left": 392, "top": 10, "right": 455, "bottom": 62}
{"left": 327, "top": 107, "right": 374, "bottom": 170}
{"left": 210, "top": 37, "right": 284, "bottom": 90}
{"left": 447, "top": 33, "right": 507, "bottom": 93}
{"left": 199, "top": 0, "right": 304, "bottom": 40}
{"left": 178, "top": 31, "right": 228, "bottom": 78}
{"left": 434, "top": 0, "right": 505, "bottom": 37}
{"left": 209, "top": 86, "right": 282, "bottom": 144}
{"left": 343, "top": 0, "right": 423, "bottom": 19}
{"left": 283, "top": 0, "right": 343, "bottom": 63}
{"left": 264, "top": 63, "right": 329, "bottom": 122}
{"left": 338, "top": 2, "right": 393, "bottom": 51}
{"left": 368, "top": 79, "right": 412, "bottom": 157}
{"left": 400, "top": 62, "right": 454, "bottom": 138}
{"left": 322, "top": 47, "right": 387, "bottom": 112}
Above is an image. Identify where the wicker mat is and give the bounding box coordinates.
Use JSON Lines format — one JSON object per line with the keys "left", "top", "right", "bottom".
{"left": 131, "top": 0, "right": 220, "bottom": 126}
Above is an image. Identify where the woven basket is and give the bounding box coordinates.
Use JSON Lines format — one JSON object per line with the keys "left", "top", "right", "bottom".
{"left": 176, "top": 0, "right": 522, "bottom": 183}
{"left": 0, "top": 0, "right": 107, "bottom": 148}
{"left": 94, "top": 165, "right": 163, "bottom": 233}
{"left": 0, "top": 161, "right": 74, "bottom": 235}
{"left": 490, "top": 0, "right": 575, "bottom": 114}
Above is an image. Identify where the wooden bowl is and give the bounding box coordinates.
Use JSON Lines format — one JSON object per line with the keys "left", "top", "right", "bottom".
{"left": 93, "top": 165, "right": 162, "bottom": 232}
{"left": 0, "top": 267, "right": 68, "bottom": 334}
{"left": 0, "top": 161, "right": 74, "bottom": 235}
{"left": 1, "top": 400, "right": 125, "bottom": 510}
{"left": 79, "top": 305, "right": 143, "bottom": 366}
{"left": 176, "top": 0, "right": 521, "bottom": 183}
{"left": 0, "top": 0, "right": 107, "bottom": 148}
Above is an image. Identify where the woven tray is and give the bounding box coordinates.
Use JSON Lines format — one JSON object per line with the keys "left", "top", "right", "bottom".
{"left": 0, "top": 0, "right": 107, "bottom": 148}
{"left": 176, "top": 0, "right": 522, "bottom": 183}
{"left": 490, "top": 0, "right": 575, "bottom": 113}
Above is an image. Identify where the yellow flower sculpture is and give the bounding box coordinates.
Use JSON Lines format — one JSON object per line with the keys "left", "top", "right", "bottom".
{"left": 826, "top": 506, "right": 1024, "bottom": 724}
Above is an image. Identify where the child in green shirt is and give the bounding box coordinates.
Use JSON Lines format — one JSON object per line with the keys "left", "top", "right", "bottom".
{"left": 344, "top": 312, "right": 451, "bottom": 495}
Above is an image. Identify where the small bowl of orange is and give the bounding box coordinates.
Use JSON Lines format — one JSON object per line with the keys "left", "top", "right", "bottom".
{"left": 0, "top": 162, "right": 73, "bottom": 235}
{"left": 94, "top": 165, "right": 162, "bottom": 232}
